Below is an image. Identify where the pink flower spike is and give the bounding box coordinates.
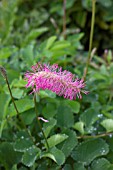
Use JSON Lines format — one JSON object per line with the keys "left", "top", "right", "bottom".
{"left": 38, "top": 117, "right": 49, "bottom": 122}
{"left": 24, "top": 62, "right": 88, "bottom": 100}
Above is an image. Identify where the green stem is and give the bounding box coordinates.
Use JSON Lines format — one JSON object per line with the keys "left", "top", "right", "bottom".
{"left": 63, "top": 0, "right": 66, "bottom": 39}
{"left": 77, "top": 132, "right": 113, "bottom": 139}
{"left": 5, "top": 76, "right": 34, "bottom": 143}
{"left": 34, "top": 94, "right": 49, "bottom": 150}
{"left": 83, "top": 0, "right": 96, "bottom": 80}
{"left": 6, "top": 77, "right": 20, "bottom": 117}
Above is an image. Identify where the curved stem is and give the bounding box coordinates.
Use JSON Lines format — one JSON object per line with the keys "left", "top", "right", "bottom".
{"left": 34, "top": 94, "right": 49, "bottom": 150}
{"left": 83, "top": 0, "right": 96, "bottom": 80}
{"left": 6, "top": 77, "right": 20, "bottom": 117}
{"left": 5, "top": 75, "right": 34, "bottom": 143}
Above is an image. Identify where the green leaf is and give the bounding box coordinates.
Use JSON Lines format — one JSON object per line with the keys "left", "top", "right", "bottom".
{"left": 21, "top": 109, "right": 36, "bottom": 125}
{"left": 0, "top": 93, "right": 10, "bottom": 137}
{"left": 8, "top": 98, "right": 34, "bottom": 116}
{"left": 106, "top": 135, "right": 113, "bottom": 151}
{"left": 11, "top": 88, "right": 24, "bottom": 99}
{"left": 22, "top": 27, "right": 48, "bottom": 45}
{"left": 107, "top": 50, "right": 112, "bottom": 64}
{"left": 73, "top": 162, "right": 86, "bottom": 170}
{"left": 66, "top": 0, "right": 75, "bottom": 8}
{"left": 45, "top": 36, "right": 57, "bottom": 49}
{"left": 100, "top": 65, "right": 109, "bottom": 76}
{"left": 0, "top": 47, "right": 18, "bottom": 59}
{"left": 91, "top": 158, "right": 111, "bottom": 170}
{"left": 43, "top": 118, "right": 57, "bottom": 138}
{"left": 64, "top": 100, "right": 80, "bottom": 113}
{"left": 0, "top": 142, "right": 22, "bottom": 170}
{"left": 57, "top": 105, "right": 74, "bottom": 128}
{"left": 61, "top": 129, "right": 78, "bottom": 157}
{"left": 76, "top": 11, "right": 87, "bottom": 28}
{"left": 16, "top": 130, "right": 31, "bottom": 139}
{"left": 22, "top": 146, "right": 41, "bottom": 167}
{"left": 108, "top": 166, "right": 113, "bottom": 170}
{"left": 45, "top": 134, "right": 68, "bottom": 148}
{"left": 20, "top": 44, "right": 34, "bottom": 66}
{"left": 80, "top": 108, "right": 99, "bottom": 127}
{"left": 42, "top": 103, "right": 57, "bottom": 119}
{"left": 63, "top": 164, "right": 72, "bottom": 170}
{"left": 98, "top": 0, "right": 112, "bottom": 7}
{"left": 101, "top": 119, "right": 113, "bottom": 132}
{"left": 36, "top": 160, "right": 53, "bottom": 170}
{"left": 0, "top": 93, "right": 10, "bottom": 120}
{"left": 11, "top": 164, "right": 17, "bottom": 170}
{"left": 82, "top": 0, "right": 92, "bottom": 10}
{"left": 71, "top": 138, "right": 109, "bottom": 165}
{"left": 68, "top": 33, "right": 84, "bottom": 42}
{"left": 14, "top": 138, "right": 34, "bottom": 152}
{"left": 11, "top": 79, "right": 26, "bottom": 88}
{"left": 101, "top": 105, "right": 113, "bottom": 119}
{"left": 73, "top": 121, "right": 84, "bottom": 135}
{"left": 41, "top": 147, "right": 65, "bottom": 165}
{"left": 36, "top": 159, "right": 61, "bottom": 170}
{"left": 0, "top": 0, "right": 18, "bottom": 43}
{"left": 50, "top": 41, "right": 71, "bottom": 50}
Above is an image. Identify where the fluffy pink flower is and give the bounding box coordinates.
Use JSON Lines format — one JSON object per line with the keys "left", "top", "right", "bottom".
{"left": 24, "top": 63, "right": 88, "bottom": 100}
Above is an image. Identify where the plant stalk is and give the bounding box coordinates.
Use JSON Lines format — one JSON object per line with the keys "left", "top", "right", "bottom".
{"left": 0, "top": 66, "right": 34, "bottom": 143}
{"left": 5, "top": 77, "right": 20, "bottom": 118}
{"left": 77, "top": 132, "right": 113, "bottom": 139}
{"left": 34, "top": 94, "right": 49, "bottom": 150}
{"left": 6, "top": 77, "right": 35, "bottom": 142}
{"left": 63, "top": 0, "right": 66, "bottom": 39}
{"left": 83, "top": 0, "right": 96, "bottom": 80}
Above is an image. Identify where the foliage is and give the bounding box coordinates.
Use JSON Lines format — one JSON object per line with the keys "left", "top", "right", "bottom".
{"left": 0, "top": 0, "right": 113, "bottom": 169}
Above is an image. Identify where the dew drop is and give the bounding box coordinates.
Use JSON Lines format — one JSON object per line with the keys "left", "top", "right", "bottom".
{"left": 21, "top": 136, "right": 24, "bottom": 139}
{"left": 93, "top": 127, "right": 97, "bottom": 131}
{"left": 100, "top": 149, "right": 106, "bottom": 155}
{"left": 109, "top": 134, "right": 113, "bottom": 138}
{"left": 97, "top": 114, "right": 103, "bottom": 118}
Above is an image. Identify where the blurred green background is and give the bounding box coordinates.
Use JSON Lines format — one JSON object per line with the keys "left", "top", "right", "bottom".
{"left": 0, "top": 0, "right": 113, "bottom": 53}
